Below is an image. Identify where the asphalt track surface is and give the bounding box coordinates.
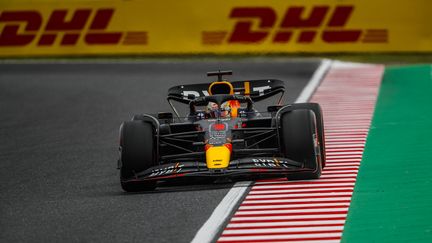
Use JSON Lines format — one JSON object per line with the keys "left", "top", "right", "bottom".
{"left": 0, "top": 59, "right": 320, "bottom": 243}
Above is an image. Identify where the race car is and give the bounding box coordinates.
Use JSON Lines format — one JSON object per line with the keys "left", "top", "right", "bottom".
{"left": 118, "top": 70, "right": 326, "bottom": 192}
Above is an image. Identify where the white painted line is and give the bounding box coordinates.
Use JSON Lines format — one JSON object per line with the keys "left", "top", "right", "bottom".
{"left": 295, "top": 59, "right": 332, "bottom": 103}
{"left": 227, "top": 240, "right": 341, "bottom": 243}
{"left": 325, "top": 164, "right": 360, "bottom": 168}
{"left": 235, "top": 208, "right": 348, "bottom": 215}
{"left": 325, "top": 138, "right": 367, "bottom": 142}
{"left": 239, "top": 202, "right": 351, "bottom": 210}
{"left": 254, "top": 178, "right": 356, "bottom": 185}
{"left": 242, "top": 197, "right": 353, "bottom": 204}
{"left": 218, "top": 232, "right": 342, "bottom": 241}
{"left": 325, "top": 129, "right": 370, "bottom": 133}
{"left": 252, "top": 183, "right": 355, "bottom": 190}
{"left": 227, "top": 239, "right": 341, "bottom": 243}
{"left": 325, "top": 157, "right": 363, "bottom": 161}
{"left": 325, "top": 158, "right": 362, "bottom": 162}
{"left": 322, "top": 172, "right": 358, "bottom": 176}
{"left": 325, "top": 135, "right": 367, "bottom": 139}
{"left": 326, "top": 143, "right": 366, "bottom": 147}
{"left": 246, "top": 192, "right": 353, "bottom": 199}
{"left": 223, "top": 225, "right": 344, "bottom": 234}
{"left": 324, "top": 125, "right": 370, "bottom": 129}
{"left": 322, "top": 169, "right": 359, "bottom": 173}
{"left": 319, "top": 174, "right": 358, "bottom": 179}
{"left": 190, "top": 181, "right": 251, "bottom": 243}
{"left": 249, "top": 187, "right": 354, "bottom": 194}
{"left": 325, "top": 155, "right": 363, "bottom": 159}
{"left": 325, "top": 142, "right": 366, "bottom": 146}
{"left": 227, "top": 219, "right": 347, "bottom": 228}
{"left": 325, "top": 151, "right": 364, "bottom": 155}
{"left": 231, "top": 214, "right": 347, "bottom": 221}
{"left": 191, "top": 59, "right": 331, "bottom": 243}
{"left": 331, "top": 60, "right": 376, "bottom": 69}
{"left": 324, "top": 166, "right": 360, "bottom": 170}
{"left": 326, "top": 148, "right": 364, "bottom": 152}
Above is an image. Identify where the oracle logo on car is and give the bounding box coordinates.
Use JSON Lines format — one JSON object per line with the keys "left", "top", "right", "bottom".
{"left": 0, "top": 8, "right": 148, "bottom": 47}
{"left": 202, "top": 5, "right": 388, "bottom": 45}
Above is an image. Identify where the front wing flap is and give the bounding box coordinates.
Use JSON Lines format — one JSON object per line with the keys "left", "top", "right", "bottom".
{"left": 123, "top": 157, "right": 315, "bottom": 182}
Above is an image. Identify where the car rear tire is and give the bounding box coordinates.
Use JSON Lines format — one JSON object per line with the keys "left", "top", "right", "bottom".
{"left": 120, "top": 121, "right": 157, "bottom": 192}
{"left": 280, "top": 109, "right": 322, "bottom": 180}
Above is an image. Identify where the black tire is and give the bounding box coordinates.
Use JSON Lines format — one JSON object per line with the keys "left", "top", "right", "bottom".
{"left": 280, "top": 109, "right": 322, "bottom": 180}
{"left": 120, "top": 121, "right": 157, "bottom": 192}
{"left": 289, "top": 103, "right": 326, "bottom": 168}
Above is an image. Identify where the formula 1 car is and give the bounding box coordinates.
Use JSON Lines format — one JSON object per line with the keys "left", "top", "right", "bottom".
{"left": 118, "top": 70, "right": 325, "bottom": 192}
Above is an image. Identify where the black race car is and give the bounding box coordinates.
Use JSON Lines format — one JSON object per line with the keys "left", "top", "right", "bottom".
{"left": 118, "top": 71, "right": 325, "bottom": 192}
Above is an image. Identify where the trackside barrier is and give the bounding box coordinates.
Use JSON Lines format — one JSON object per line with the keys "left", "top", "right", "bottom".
{"left": 0, "top": 0, "right": 431, "bottom": 56}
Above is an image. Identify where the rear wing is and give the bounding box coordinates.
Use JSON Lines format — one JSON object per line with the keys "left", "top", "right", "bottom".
{"left": 167, "top": 79, "right": 285, "bottom": 105}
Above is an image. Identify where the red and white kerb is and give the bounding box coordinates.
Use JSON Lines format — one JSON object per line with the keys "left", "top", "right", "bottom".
{"left": 217, "top": 63, "right": 384, "bottom": 243}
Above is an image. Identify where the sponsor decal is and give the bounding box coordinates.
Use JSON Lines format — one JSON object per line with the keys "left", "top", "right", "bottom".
{"left": 149, "top": 163, "right": 184, "bottom": 177}
{"left": 182, "top": 82, "right": 271, "bottom": 98}
{"left": 203, "top": 5, "right": 388, "bottom": 45}
{"left": 252, "top": 158, "right": 296, "bottom": 168}
{"left": 0, "top": 8, "right": 148, "bottom": 47}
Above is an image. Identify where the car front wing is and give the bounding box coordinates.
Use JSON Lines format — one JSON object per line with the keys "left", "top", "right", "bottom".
{"left": 122, "top": 157, "right": 317, "bottom": 183}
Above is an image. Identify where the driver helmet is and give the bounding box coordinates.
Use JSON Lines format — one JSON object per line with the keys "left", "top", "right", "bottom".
{"left": 207, "top": 102, "right": 230, "bottom": 118}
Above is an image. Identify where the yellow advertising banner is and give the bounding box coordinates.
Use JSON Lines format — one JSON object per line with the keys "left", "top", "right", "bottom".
{"left": 0, "top": 0, "right": 431, "bottom": 56}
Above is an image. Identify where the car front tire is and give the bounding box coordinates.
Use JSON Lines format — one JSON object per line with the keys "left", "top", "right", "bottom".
{"left": 119, "top": 121, "right": 157, "bottom": 192}
{"left": 279, "top": 109, "right": 322, "bottom": 180}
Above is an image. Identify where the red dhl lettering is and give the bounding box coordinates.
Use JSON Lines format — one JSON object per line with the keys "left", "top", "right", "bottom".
{"left": 202, "top": 5, "right": 388, "bottom": 45}
{"left": 0, "top": 8, "right": 148, "bottom": 47}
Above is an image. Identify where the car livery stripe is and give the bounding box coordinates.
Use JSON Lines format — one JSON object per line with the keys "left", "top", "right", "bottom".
{"left": 216, "top": 62, "right": 384, "bottom": 243}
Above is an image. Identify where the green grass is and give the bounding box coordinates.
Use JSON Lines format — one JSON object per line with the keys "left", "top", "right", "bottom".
{"left": 342, "top": 65, "right": 432, "bottom": 242}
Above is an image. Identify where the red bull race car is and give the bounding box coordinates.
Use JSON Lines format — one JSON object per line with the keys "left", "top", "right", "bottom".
{"left": 118, "top": 71, "right": 325, "bottom": 192}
